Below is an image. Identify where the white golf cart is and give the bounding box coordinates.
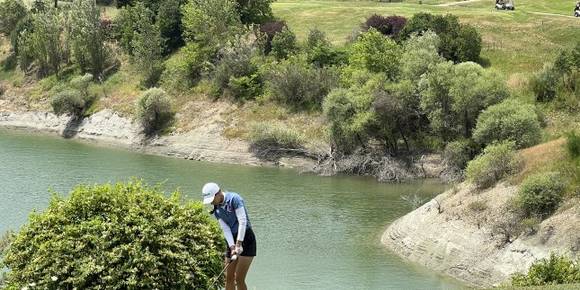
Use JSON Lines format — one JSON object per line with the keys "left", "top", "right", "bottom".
{"left": 496, "top": 0, "right": 515, "bottom": 10}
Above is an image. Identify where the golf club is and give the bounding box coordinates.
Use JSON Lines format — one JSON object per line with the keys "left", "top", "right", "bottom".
{"left": 209, "top": 254, "right": 238, "bottom": 289}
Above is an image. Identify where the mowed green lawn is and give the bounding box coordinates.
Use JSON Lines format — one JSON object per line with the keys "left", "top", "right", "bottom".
{"left": 272, "top": 0, "right": 580, "bottom": 82}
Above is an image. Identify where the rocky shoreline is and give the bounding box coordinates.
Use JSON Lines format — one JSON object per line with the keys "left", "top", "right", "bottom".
{"left": 382, "top": 182, "right": 580, "bottom": 288}
{"left": 0, "top": 110, "right": 316, "bottom": 170}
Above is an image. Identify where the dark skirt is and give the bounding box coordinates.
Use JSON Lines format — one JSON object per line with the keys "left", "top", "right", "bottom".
{"left": 225, "top": 227, "right": 256, "bottom": 258}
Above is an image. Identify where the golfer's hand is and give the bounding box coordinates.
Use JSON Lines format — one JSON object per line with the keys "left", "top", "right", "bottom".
{"left": 234, "top": 245, "right": 243, "bottom": 256}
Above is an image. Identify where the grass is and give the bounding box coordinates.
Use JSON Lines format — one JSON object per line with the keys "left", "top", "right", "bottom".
{"left": 272, "top": 0, "right": 580, "bottom": 80}
{"left": 494, "top": 284, "right": 580, "bottom": 289}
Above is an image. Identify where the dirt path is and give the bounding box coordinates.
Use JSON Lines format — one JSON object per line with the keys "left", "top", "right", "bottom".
{"left": 529, "top": 11, "right": 578, "bottom": 19}
{"left": 436, "top": 0, "right": 484, "bottom": 7}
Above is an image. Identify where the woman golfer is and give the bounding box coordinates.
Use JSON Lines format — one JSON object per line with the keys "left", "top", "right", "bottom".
{"left": 202, "top": 182, "right": 256, "bottom": 290}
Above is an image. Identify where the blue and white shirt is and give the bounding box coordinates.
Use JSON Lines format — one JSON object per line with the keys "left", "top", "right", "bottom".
{"left": 213, "top": 192, "right": 251, "bottom": 247}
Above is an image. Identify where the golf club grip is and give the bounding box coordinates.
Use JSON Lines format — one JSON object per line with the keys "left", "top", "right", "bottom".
{"left": 231, "top": 254, "right": 238, "bottom": 261}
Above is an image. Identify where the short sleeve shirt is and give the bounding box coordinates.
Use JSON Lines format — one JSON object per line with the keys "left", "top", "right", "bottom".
{"left": 213, "top": 192, "right": 251, "bottom": 236}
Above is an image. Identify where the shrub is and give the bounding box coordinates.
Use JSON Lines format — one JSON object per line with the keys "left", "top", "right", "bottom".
{"left": 419, "top": 61, "right": 457, "bottom": 141}
{"left": 518, "top": 172, "right": 566, "bottom": 218}
{"left": 472, "top": 100, "right": 542, "bottom": 149}
{"left": 466, "top": 141, "right": 521, "bottom": 189}
{"left": 0, "top": 0, "right": 27, "bottom": 36}
{"left": 362, "top": 14, "right": 407, "bottom": 38}
{"left": 212, "top": 42, "right": 261, "bottom": 100}
{"left": 530, "top": 64, "right": 559, "bottom": 102}
{"left": 306, "top": 28, "right": 346, "bottom": 68}
{"left": 349, "top": 28, "right": 402, "bottom": 80}
{"left": 249, "top": 122, "right": 304, "bottom": 153}
{"left": 443, "top": 139, "right": 478, "bottom": 170}
{"left": 267, "top": 57, "right": 337, "bottom": 110}
{"left": 69, "top": 0, "right": 110, "bottom": 78}
{"left": 512, "top": 254, "right": 580, "bottom": 286}
{"left": 270, "top": 27, "right": 298, "bottom": 60}
{"left": 159, "top": 48, "right": 196, "bottom": 93}
{"left": 51, "top": 74, "right": 95, "bottom": 118}
{"left": 135, "top": 88, "right": 175, "bottom": 134}
{"left": 259, "top": 20, "right": 286, "bottom": 55}
{"left": 457, "top": 25, "right": 481, "bottom": 62}
{"left": 181, "top": 0, "right": 241, "bottom": 49}
{"left": 567, "top": 131, "right": 580, "bottom": 159}
{"left": 1, "top": 181, "right": 225, "bottom": 289}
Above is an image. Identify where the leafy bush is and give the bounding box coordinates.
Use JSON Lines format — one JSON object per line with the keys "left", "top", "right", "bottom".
{"left": 567, "top": 131, "right": 580, "bottom": 159}
{"left": 472, "top": 100, "right": 542, "bottom": 149}
{"left": 135, "top": 88, "right": 175, "bottom": 134}
{"left": 51, "top": 74, "right": 95, "bottom": 118}
{"left": 512, "top": 254, "right": 580, "bottom": 286}
{"left": 349, "top": 28, "right": 402, "bottom": 80}
{"left": 306, "top": 28, "right": 347, "bottom": 68}
{"left": 271, "top": 27, "right": 298, "bottom": 60}
{"left": 69, "top": 0, "right": 110, "bottom": 78}
{"left": 518, "top": 172, "right": 566, "bottom": 218}
{"left": 267, "top": 57, "right": 337, "bottom": 110}
{"left": 1, "top": 181, "right": 225, "bottom": 289}
{"left": 443, "top": 139, "right": 478, "bottom": 171}
{"left": 466, "top": 141, "right": 521, "bottom": 189}
{"left": 212, "top": 42, "right": 261, "bottom": 100}
{"left": 362, "top": 14, "right": 406, "bottom": 38}
{"left": 249, "top": 122, "right": 304, "bottom": 152}
{"left": 418, "top": 61, "right": 456, "bottom": 141}
{"left": 457, "top": 25, "right": 481, "bottom": 62}
{"left": 530, "top": 64, "right": 559, "bottom": 102}
{"left": 0, "top": 0, "right": 27, "bottom": 36}
{"left": 159, "top": 48, "right": 196, "bottom": 93}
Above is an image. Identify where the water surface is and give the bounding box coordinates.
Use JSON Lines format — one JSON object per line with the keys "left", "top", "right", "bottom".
{"left": 0, "top": 129, "right": 463, "bottom": 289}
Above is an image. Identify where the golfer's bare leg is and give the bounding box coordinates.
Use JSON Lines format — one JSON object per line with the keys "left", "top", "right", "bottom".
{"left": 234, "top": 256, "right": 253, "bottom": 290}
{"left": 225, "top": 257, "right": 237, "bottom": 290}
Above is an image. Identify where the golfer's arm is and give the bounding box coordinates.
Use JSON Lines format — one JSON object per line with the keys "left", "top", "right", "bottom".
{"left": 235, "top": 207, "right": 247, "bottom": 242}
{"left": 218, "top": 219, "right": 235, "bottom": 247}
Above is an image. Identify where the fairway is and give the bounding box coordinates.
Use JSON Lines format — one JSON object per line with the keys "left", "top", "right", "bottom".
{"left": 272, "top": 0, "right": 580, "bottom": 80}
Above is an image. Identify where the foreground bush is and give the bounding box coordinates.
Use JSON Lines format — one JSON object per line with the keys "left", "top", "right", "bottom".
{"left": 135, "top": 88, "right": 175, "bottom": 134}
{"left": 518, "top": 172, "right": 566, "bottom": 218}
{"left": 473, "top": 100, "right": 542, "bottom": 149}
{"left": 1, "top": 181, "right": 225, "bottom": 289}
{"left": 466, "top": 141, "right": 521, "bottom": 189}
{"left": 512, "top": 254, "right": 580, "bottom": 286}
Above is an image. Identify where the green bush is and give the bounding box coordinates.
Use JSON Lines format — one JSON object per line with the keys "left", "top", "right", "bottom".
{"left": 249, "top": 122, "right": 304, "bottom": 151}
{"left": 567, "top": 131, "right": 580, "bottom": 159}
{"left": 466, "top": 141, "right": 521, "bottom": 189}
{"left": 512, "top": 254, "right": 580, "bottom": 286}
{"left": 130, "top": 4, "right": 165, "bottom": 87}
{"left": 236, "top": 0, "right": 274, "bottom": 25}
{"left": 472, "top": 100, "right": 542, "bottom": 149}
{"left": 443, "top": 139, "right": 478, "bottom": 170}
{"left": 531, "top": 64, "right": 559, "bottom": 102}
{"left": 157, "top": 0, "right": 184, "bottom": 53}
{"left": 212, "top": 42, "right": 261, "bottom": 100}
{"left": 181, "top": 0, "right": 242, "bottom": 49}
{"left": 267, "top": 57, "right": 337, "bottom": 110}
{"left": 159, "top": 48, "right": 196, "bottom": 93}
{"left": 400, "top": 31, "right": 444, "bottom": 81}
{"left": 1, "top": 181, "right": 225, "bottom": 289}
{"left": 518, "top": 172, "right": 566, "bottom": 218}
{"left": 270, "top": 27, "right": 298, "bottom": 60}
{"left": 51, "top": 74, "right": 96, "bottom": 118}
{"left": 0, "top": 0, "right": 27, "bottom": 36}
{"left": 135, "top": 88, "right": 175, "bottom": 134}
{"left": 456, "top": 25, "right": 481, "bottom": 62}
{"left": 306, "top": 28, "right": 346, "bottom": 68}
{"left": 349, "top": 28, "right": 402, "bottom": 81}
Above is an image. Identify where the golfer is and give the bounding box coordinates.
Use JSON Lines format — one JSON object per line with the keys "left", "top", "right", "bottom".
{"left": 202, "top": 182, "right": 256, "bottom": 290}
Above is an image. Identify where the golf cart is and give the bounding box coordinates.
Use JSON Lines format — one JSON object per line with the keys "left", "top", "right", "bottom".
{"left": 575, "top": 1, "right": 580, "bottom": 17}
{"left": 496, "top": 0, "right": 515, "bottom": 10}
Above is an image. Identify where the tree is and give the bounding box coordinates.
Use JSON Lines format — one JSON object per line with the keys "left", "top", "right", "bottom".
{"left": 181, "top": 0, "right": 241, "bottom": 49}
{"left": 131, "top": 8, "right": 165, "bottom": 87}
{"left": 306, "top": 28, "right": 346, "bottom": 68}
{"left": 0, "top": 0, "right": 27, "bottom": 36}
{"left": 236, "top": 0, "right": 273, "bottom": 24}
{"left": 362, "top": 14, "right": 407, "bottom": 39}
{"left": 157, "top": 0, "right": 185, "bottom": 53}
{"left": 349, "top": 28, "right": 402, "bottom": 81}
{"left": 69, "top": 0, "right": 109, "bottom": 77}
{"left": 399, "top": 31, "right": 444, "bottom": 81}
{"left": 1, "top": 181, "right": 225, "bottom": 289}
{"left": 51, "top": 74, "right": 96, "bottom": 118}
{"left": 419, "top": 61, "right": 457, "bottom": 141}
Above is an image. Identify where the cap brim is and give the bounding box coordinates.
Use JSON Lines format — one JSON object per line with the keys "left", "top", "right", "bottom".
{"left": 202, "top": 195, "right": 215, "bottom": 205}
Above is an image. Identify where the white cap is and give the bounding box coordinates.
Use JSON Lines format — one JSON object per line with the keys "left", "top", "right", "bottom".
{"left": 202, "top": 182, "right": 220, "bottom": 205}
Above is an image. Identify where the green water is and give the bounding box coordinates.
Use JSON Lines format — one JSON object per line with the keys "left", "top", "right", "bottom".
{"left": 0, "top": 128, "right": 463, "bottom": 289}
